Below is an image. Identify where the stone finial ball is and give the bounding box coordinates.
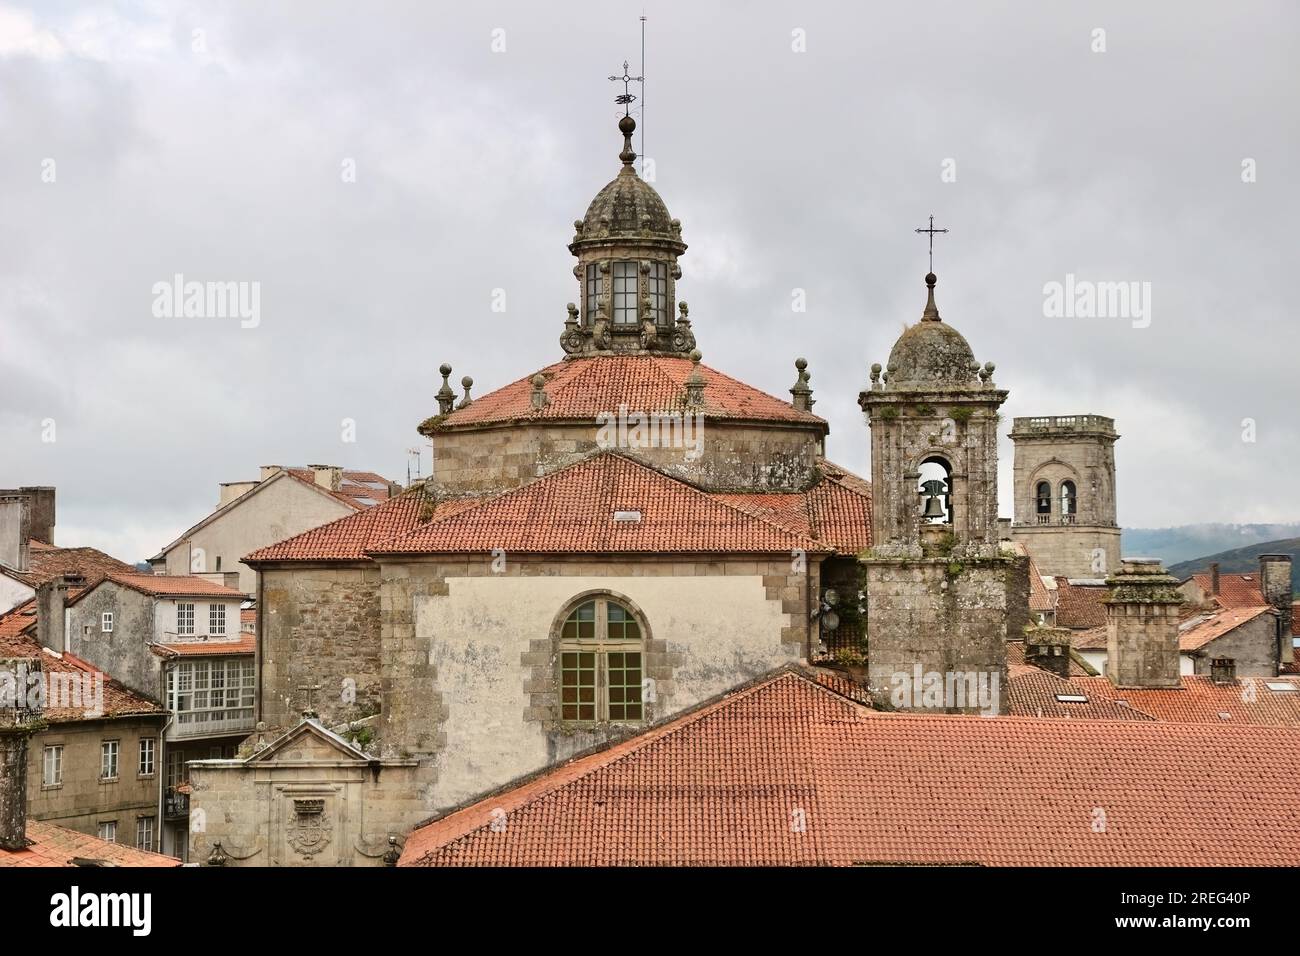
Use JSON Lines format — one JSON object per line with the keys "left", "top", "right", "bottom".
{"left": 619, "top": 114, "right": 636, "bottom": 134}
{"left": 573, "top": 220, "right": 583, "bottom": 230}
{"left": 795, "top": 357, "right": 808, "bottom": 370}
{"left": 871, "top": 363, "right": 882, "bottom": 373}
{"left": 984, "top": 362, "right": 995, "bottom": 372}
{"left": 439, "top": 363, "right": 452, "bottom": 376}
{"left": 690, "top": 349, "right": 702, "bottom": 363}
{"left": 461, "top": 376, "right": 473, "bottom": 388}
{"left": 925, "top": 272, "right": 937, "bottom": 286}
{"left": 531, "top": 374, "right": 546, "bottom": 388}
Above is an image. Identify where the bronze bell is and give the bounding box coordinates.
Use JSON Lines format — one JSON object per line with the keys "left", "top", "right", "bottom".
{"left": 920, "top": 479, "right": 948, "bottom": 520}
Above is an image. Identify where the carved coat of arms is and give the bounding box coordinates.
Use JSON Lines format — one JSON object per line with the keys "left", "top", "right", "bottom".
{"left": 286, "top": 798, "right": 332, "bottom": 859}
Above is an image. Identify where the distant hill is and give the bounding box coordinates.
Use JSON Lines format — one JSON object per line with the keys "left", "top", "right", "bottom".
{"left": 1121, "top": 523, "right": 1300, "bottom": 566}
{"left": 1166, "top": 538, "right": 1300, "bottom": 590}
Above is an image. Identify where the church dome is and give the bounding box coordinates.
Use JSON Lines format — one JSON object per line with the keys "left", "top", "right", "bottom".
{"left": 569, "top": 115, "right": 685, "bottom": 254}
{"left": 884, "top": 273, "right": 980, "bottom": 387}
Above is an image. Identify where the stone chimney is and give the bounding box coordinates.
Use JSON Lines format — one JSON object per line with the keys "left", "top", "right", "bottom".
{"left": 1023, "top": 624, "right": 1073, "bottom": 679}
{"left": 308, "top": 465, "right": 343, "bottom": 492}
{"left": 1259, "top": 554, "right": 1293, "bottom": 666}
{"left": 218, "top": 481, "right": 259, "bottom": 508}
{"left": 259, "top": 465, "right": 283, "bottom": 481}
{"left": 1209, "top": 562, "right": 1220, "bottom": 597}
{"left": 1210, "top": 657, "right": 1236, "bottom": 684}
{"left": 0, "top": 487, "right": 56, "bottom": 571}
{"left": 36, "top": 576, "right": 74, "bottom": 653}
{"left": 1104, "top": 558, "right": 1184, "bottom": 689}
{"left": 0, "top": 662, "right": 42, "bottom": 851}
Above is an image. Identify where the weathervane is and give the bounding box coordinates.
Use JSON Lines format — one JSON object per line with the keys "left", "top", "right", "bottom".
{"left": 914, "top": 215, "right": 949, "bottom": 273}
{"left": 608, "top": 60, "right": 643, "bottom": 115}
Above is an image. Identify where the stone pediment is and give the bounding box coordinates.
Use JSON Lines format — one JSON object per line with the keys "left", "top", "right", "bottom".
{"left": 246, "top": 718, "right": 371, "bottom": 765}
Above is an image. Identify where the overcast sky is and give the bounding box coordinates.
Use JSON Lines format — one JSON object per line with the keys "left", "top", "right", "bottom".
{"left": 1, "top": 1, "right": 1296, "bottom": 562}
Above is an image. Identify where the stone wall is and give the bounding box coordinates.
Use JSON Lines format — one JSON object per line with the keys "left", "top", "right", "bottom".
{"left": 188, "top": 755, "right": 427, "bottom": 867}
{"left": 28, "top": 716, "right": 166, "bottom": 842}
{"left": 65, "top": 585, "right": 159, "bottom": 700}
{"left": 258, "top": 564, "right": 383, "bottom": 731}
{"left": 1190, "top": 613, "right": 1279, "bottom": 678}
{"left": 431, "top": 420, "right": 823, "bottom": 497}
{"left": 863, "top": 555, "right": 1020, "bottom": 714}
{"left": 378, "top": 554, "right": 816, "bottom": 811}
{"left": 1012, "top": 525, "right": 1122, "bottom": 580}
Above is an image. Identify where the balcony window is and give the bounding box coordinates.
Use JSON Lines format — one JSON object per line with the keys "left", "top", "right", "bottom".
{"left": 167, "top": 658, "right": 255, "bottom": 735}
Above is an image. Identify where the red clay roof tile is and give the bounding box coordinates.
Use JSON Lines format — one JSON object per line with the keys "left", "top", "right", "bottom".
{"left": 1, "top": 820, "right": 180, "bottom": 867}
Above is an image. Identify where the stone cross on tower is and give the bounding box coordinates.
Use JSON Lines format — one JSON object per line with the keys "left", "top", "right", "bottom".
{"left": 914, "top": 215, "right": 949, "bottom": 274}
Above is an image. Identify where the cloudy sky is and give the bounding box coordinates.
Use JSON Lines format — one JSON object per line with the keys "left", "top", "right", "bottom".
{"left": 1, "top": 1, "right": 1296, "bottom": 562}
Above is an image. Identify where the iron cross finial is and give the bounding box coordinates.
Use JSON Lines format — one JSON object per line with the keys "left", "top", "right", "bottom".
{"left": 914, "top": 215, "right": 950, "bottom": 273}
{"left": 608, "top": 60, "right": 643, "bottom": 115}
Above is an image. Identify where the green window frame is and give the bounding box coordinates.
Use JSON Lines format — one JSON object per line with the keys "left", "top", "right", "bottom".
{"left": 559, "top": 598, "right": 645, "bottom": 723}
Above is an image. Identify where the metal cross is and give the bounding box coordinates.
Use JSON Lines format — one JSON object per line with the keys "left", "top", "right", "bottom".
{"left": 914, "top": 215, "right": 949, "bottom": 273}
{"left": 608, "top": 60, "right": 643, "bottom": 114}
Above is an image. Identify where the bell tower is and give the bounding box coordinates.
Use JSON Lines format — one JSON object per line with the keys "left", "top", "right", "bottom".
{"left": 857, "top": 269, "right": 1020, "bottom": 714}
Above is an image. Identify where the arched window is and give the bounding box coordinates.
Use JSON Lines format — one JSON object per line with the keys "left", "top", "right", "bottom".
{"left": 559, "top": 596, "right": 645, "bottom": 723}
{"left": 1035, "top": 481, "right": 1052, "bottom": 518}
{"left": 1060, "top": 480, "right": 1077, "bottom": 519}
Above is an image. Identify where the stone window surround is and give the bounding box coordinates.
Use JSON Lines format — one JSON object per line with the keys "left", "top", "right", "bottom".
{"left": 526, "top": 588, "right": 669, "bottom": 733}
{"left": 578, "top": 251, "right": 678, "bottom": 329}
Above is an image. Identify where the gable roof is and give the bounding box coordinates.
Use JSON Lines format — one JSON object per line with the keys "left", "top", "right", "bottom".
{"left": 1006, "top": 666, "right": 1154, "bottom": 721}
{"left": 1053, "top": 577, "right": 1109, "bottom": 628}
{"left": 1187, "top": 572, "right": 1268, "bottom": 609}
{"left": 1178, "top": 605, "right": 1275, "bottom": 651}
{"left": 374, "top": 453, "right": 832, "bottom": 556}
{"left": 151, "top": 467, "right": 395, "bottom": 560}
{"left": 66, "top": 573, "right": 246, "bottom": 605}
{"left": 1, "top": 820, "right": 180, "bottom": 868}
{"left": 400, "top": 667, "right": 1300, "bottom": 867}
{"left": 1065, "top": 675, "right": 1300, "bottom": 726}
{"left": 0, "top": 544, "right": 136, "bottom": 591}
{"left": 426, "top": 355, "right": 826, "bottom": 431}
{"left": 0, "top": 602, "right": 163, "bottom": 722}
{"left": 243, "top": 717, "right": 371, "bottom": 764}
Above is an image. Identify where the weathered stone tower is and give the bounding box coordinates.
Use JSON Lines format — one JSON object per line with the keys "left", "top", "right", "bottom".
{"left": 858, "top": 273, "right": 1019, "bottom": 714}
{"left": 1104, "top": 558, "right": 1184, "bottom": 688}
{"left": 1008, "top": 415, "right": 1121, "bottom": 579}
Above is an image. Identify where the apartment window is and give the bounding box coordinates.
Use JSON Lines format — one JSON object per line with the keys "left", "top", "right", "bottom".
{"left": 42, "top": 745, "right": 63, "bottom": 787}
{"left": 138, "top": 737, "right": 156, "bottom": 777}
{"left": 100, "top": 740, "right": 119, "bottom": 780}
{"left": 166, "top": 749, "right": 186, "bottom": 789}
{"left": 647, "top": 261, "right": 668, "bottom": 326}
{"left": 101, "top": 612, "right": 113, "bottom": 633}
{"left": 167, "top": 658, "right": 255, "bottom": 729}
{"left": 558, "top": 597, "right": 645, "bottom": 723}
{"left": 611, "top": 260, "right": 639, "bottom": 325}
{"left": 215, "top": 556, "right": 222, "bottom": 572}
{"left": 209, "top": 603, "right": 226, "bottom": 635}
{"left": 584, "top": 263, "right": 601, "bottom": 324}
{"left": 177, "top": 602, "right": 194, "bottom": 636}
{"left": 136, "top": 816, "right": 156, "bottom": 852}
{"left": 97, "top": 821, "right": 117, "bottom": 843}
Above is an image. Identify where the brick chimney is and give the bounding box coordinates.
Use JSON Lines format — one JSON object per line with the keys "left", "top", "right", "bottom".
{"left": 36, "top": 575, "right": 74, "bottom": 653}
{"left": 1209, "top": 562, "right": 1220, "bottom": 597}
{"left": 1104, "top": 558, "right": 1184, "bottom": 689}
{"left": 1023, "top": 624, "right": 1073, "bottom": 679}
{"left": 1259, "top": 554, "right": 1293, "bottom": 666}
{"left": 308, "top": 465, "right": 343, "bottom": 492}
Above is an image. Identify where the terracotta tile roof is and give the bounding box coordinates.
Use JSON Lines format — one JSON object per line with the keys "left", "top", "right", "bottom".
{"left": 712, "top": 460, "right": 871, "bottom": 556}
{"left": 1, "top": 820, "right": 180, "bottom": 867}
{"left": 377, "top": 453, "right": 831, "bottom": 556}
{"left": 282, "top": 467, "right": 397, "bottom": 509}
{"left": 1188, "top": 572, "right": 1268, "bottom": 609}
{"left": 400, "top": 668, "right": 1300, "bottom": 867}
{"left": 152, "top": 633, "right": 255, "bottom": 658}
{"left": 2, "top": 545, "right": 136, "bottom": 590}
{"left": 1005, "top": 640, "right": 1094, "bottom": 677}
{"left": 1178, "top": 605, "right": 1275, "bottom": 651}
{"left": 0, "top": 602, "right": 163, "bottom": 722}
{"left": 427, "top": 356, "right": 826, "bottom": 430}
{"left": 1053, "top": 577, "right": 1109, "bottom": 628}
{"left": 1070, "top": 675, "right": 1300, "bottom": 726}
{"left": 1027, "top": 559, "right": 1054, "bottom": 614}
{"left": 1071, "top": 625, "right": 1109, "bottom": 651}
{"left": 1006, "top": 667, "right": 1154, "bottom": 721}
{"left": 68, "top": 573, "right": 247, "bottom": 604}
{"left": 244, "top": 490, "right": 479, "bottom": 563}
